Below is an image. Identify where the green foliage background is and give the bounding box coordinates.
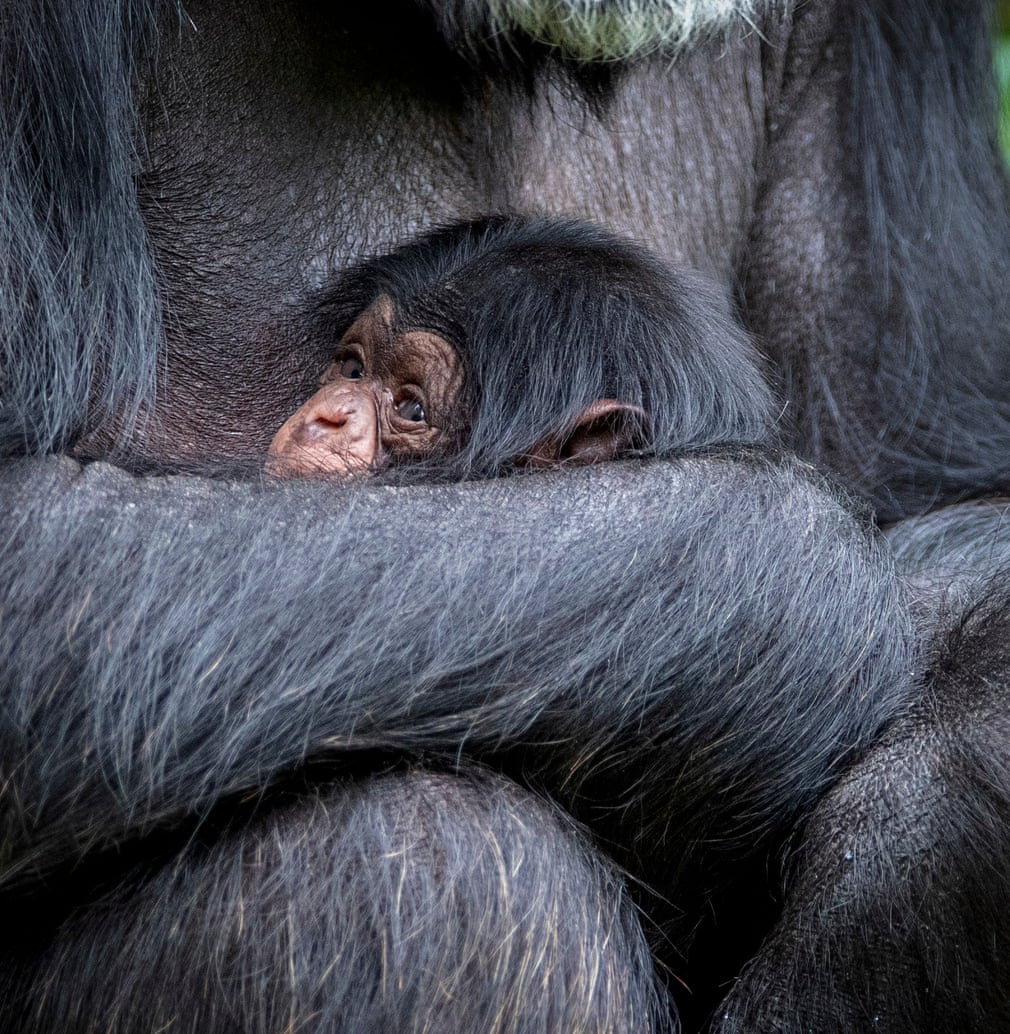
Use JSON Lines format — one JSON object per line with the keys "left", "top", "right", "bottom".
{"left": 998, "top": 1, "right": 1010, "bottom": 159}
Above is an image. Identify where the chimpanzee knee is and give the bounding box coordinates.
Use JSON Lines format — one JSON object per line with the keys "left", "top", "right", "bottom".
{"left": 711, "top": 575, "right": 1010, "bottom": 1034}
{"left": 0, "top": 767, "right": 672, "bottom": 1034}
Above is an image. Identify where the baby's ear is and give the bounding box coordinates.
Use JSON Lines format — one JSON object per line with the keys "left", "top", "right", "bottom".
{"left": 524, "top": 400, "right": 648, "bottom": 468}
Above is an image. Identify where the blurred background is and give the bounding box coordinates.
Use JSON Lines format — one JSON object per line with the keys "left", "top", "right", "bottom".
{"left": 997, "top": 0, "right": 1010, "bottom": 158}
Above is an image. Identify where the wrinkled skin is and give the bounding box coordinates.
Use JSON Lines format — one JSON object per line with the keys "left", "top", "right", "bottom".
{"left": 263, "top": 215, "right": 698, "bottom": 479}
{"left": 128, "top": 0, "right": 774, "bottom": 464}
{"left": 3, "top": 1, "right": 1010, "bottom": 1032}
{"left": 130, "top": 0, "right": 1010, "bottom": 512}
{"left": 267, "top": 297, "right": 464, "bottom": 476}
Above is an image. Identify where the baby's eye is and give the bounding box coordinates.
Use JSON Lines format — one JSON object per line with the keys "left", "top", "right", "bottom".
{"left": 397, "top": 397, "right": 426, "bottom": 423}
{"left": 339, "top": 357, "right": 365, "bottom": 380}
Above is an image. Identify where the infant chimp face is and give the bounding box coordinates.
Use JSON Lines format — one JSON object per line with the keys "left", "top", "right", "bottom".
{"left": 267, "top": 296, "right": 464, "bottom": 478}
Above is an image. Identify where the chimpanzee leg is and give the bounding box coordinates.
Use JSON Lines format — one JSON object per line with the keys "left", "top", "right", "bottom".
{"left": 712, "top": 577, "right": 1010, "bottom": 1034}
{"left": 0, "top": 767, "right": 672, "bottom": 1034}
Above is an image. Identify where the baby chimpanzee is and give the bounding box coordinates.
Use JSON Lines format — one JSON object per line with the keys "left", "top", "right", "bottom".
{"left": 268, "top": 216, "right": 773, "bottom": 479}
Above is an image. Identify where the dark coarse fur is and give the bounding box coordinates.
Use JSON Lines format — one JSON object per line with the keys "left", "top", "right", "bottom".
{"left": 3, "top": 767, "right": 673, "bottom": 1033}
{"left": 741, "top": 0, "right": 1010, "bottom": 522}
{"left": 0, "top": 454, "right": 914, "bottom": 1032}
{"left": 843, "top": 0, "right": 1010, "bottom": 513}
{"left": 712, "top": 575, "right": 1010, "bottom": 1033}
{"left": 317, "top": 215, "right": 774, "bottom": 478}
{"left": 885, "top": 497, "right": 1010, "bottom": 604}
{"left": 0, "top": 0, "right": 163, "bottom": 456}
{"left": 2, "top": 0, "right": 1010, "bottom": 1032}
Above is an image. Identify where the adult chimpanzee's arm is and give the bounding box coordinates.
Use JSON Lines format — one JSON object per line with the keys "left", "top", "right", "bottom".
{"left": 0, "top": 454, "right": 915, "bottom": 890}
{"left": 746, "top": 0, "right": 1010, "bottom": 521}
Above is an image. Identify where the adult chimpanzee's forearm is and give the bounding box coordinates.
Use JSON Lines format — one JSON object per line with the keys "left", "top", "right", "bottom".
{"left": 0, "top": 454, "right": 916, "bottom": 886}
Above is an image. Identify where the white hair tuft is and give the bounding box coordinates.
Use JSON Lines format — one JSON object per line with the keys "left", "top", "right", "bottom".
{"left": 471, "top": 0, "right": 763, "bottom": 61}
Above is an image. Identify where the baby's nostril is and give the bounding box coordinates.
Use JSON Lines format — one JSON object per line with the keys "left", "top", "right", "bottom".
{"left": 313, "top": 412, "right": 349, "bottom": 430}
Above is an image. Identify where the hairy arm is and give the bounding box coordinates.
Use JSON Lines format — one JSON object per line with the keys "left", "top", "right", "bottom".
{"left": 0, "top": 455, "right": 914, "bottom": 884}
{"left": 747, "top": 0, "right": 1010, "bottom": 518}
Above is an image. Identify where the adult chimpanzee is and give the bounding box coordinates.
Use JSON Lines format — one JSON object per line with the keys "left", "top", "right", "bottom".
{"left": 267, "top": 216, "right": 772, "bottom": 477}
{"left": 2, "top": 2, "right": 1010, "bottom": 1033}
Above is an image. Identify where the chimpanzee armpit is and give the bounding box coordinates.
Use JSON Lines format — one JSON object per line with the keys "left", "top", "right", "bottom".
{"left": 267, "top": 216, "right": 773, "bottom": 478}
